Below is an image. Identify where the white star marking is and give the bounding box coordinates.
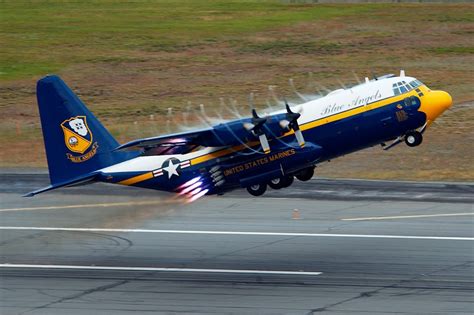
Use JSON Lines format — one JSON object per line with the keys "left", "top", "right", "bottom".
{"left": 163, "top": 160, "right": 180, "bottom": 179}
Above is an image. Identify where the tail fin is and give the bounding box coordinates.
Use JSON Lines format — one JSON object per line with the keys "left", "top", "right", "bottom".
{"left": 36, "top": 75, "right": 137, "bottom": 186}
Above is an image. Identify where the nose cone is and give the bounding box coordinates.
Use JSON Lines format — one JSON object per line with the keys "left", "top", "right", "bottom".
{"left": 419, "top": 90, "right": 452, "bottom": 122}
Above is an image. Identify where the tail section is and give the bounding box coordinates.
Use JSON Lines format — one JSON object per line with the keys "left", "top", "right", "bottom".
{"left": 36, "top": 75, "right": 138, "bottom": 186}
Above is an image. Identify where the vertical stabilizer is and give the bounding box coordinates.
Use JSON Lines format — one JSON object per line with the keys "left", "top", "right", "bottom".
{"left": 36, "top": 75, "right": 138, "bottom": 185}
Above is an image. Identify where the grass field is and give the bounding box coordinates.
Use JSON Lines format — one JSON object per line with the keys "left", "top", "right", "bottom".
{"left": 1, "top": 1, "right": 473, "bottom": 180}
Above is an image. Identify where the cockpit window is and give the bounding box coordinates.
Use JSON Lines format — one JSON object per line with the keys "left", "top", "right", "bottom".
{"left": 393, "top": 79, "right": 422, "bottom": 96}
{"left": 409, "top": 80, "right": 423, "bottom": 89}
{"left": 392, "top": 83, "right": 401, "bottom": 96}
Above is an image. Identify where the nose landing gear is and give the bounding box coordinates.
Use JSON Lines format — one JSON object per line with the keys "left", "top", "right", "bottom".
{"left": 405, "top": 131, "right": 423, "bottom": 147}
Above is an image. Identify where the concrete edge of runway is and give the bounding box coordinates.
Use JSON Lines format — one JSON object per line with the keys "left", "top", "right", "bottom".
{"left": 1, "top": 167, "right": 473, "bottom": 185}
{"left": 1, "top": 172, "right": 473, "bottom": 203}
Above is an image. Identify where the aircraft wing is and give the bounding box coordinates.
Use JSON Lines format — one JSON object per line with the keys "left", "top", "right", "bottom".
{"left": 115, "top": 119, "right": 262, "bottom": 154}
{"left": 115, "top": 128, "right": 213, "bottom": 151}
{"left": 115, "top": 105, "right": 306, "bottom": 155}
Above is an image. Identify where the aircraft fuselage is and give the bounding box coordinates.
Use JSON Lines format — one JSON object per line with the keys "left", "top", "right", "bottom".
{"left": 97, "top": 75, "right": 451, "bottom": 198}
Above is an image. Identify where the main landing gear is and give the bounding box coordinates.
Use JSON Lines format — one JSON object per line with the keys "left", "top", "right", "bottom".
{"left": 268, "top": 175, "right": 294, "bottom": 190}
{"left": 405, "top": 131, "right": 423, "bottom": 147}
{"left": 295, "top": 166, "right": 314, "bottom": 182}
{"left": 247, "top": 166, "right": 315, "bottom": 196}
{"left": 246, "top": 183, "right": 267, "bottom": 196}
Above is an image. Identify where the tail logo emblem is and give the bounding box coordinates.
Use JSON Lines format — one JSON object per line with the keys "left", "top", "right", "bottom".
{"left": 61, "top": 116, "right": 98, "bottom": 162}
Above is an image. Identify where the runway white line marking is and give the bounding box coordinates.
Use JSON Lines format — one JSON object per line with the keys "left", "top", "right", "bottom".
{"left": 0, "top": 201, "right": 168, "bottom": 212}
{"left": 0, "top": 227, "right": 472, "bottom": 241}
{"left": 0, "top": 264, "right": 322, "bottom": 276}
{"left": 342, "top": 212, "right": 474, "bottom": 221}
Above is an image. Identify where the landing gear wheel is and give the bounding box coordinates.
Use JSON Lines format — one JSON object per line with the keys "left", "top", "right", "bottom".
{"left": 405, "top": 131, "right": 423, "bottom": 147}
{"left": 280, "top": 175, "right": 294, "bottom": 188}
{"left": 268, "top": 178, "right": 283, "bottom": 190}
{"left": 295, "top": 167, "right": 314, "bottom": 182}
{"left": 246, "top": 183, "right": 267, "bottom": 196}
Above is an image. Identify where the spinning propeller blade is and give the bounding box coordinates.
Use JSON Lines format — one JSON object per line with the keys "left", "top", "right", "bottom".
{"left": 242, "top": 109, "right": 271, "bottom": 154}
{"left": 282, "top": 101, "right": 305, "bottom": 148}
{"left": 259, "top": 134, "right": 271, "bottom": 154}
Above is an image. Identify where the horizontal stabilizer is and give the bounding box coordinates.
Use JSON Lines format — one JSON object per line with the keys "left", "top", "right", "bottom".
{"left": 23, "top": 172, "right": 98, "bottom": 197}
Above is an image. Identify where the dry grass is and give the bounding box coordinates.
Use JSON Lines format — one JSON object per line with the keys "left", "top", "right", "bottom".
{"left": 0, "top": 2, "right": 473, "bottom": 181}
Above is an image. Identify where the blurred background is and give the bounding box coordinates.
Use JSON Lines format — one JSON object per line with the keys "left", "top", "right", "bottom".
{"left": 1, "top": 1, "right": 472, "bottom": 180}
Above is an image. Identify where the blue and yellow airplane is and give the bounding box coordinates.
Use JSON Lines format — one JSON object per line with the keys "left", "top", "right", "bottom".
{"left": 26, "top": 71, "right": 452, "bottom": 200}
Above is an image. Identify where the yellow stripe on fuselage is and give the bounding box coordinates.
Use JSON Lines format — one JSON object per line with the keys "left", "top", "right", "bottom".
{"left": 119, "top": 87, "right": 424, "bottom": 186}
{"left": 190, "top": 88, "right": 422, "bottom": 166}
{"left": 302, "top": 89, "right": 420, "bottom": 131}
{"left": 190, "top": 141, "right": 260, "bottom": 165}
{"left": 118, "top": 172, "right": 154, "bottom": 186}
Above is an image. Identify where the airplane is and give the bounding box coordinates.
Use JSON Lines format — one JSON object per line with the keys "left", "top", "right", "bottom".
{"left": 26, "top": 70, "right": 452, "bottom": 200}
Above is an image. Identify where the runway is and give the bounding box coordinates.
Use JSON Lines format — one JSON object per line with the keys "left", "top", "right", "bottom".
{"left": 1, "top": 174, "right": 473, "bottom": 314}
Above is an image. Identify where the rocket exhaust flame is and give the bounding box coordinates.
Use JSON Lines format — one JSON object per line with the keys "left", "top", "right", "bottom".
{"left": 178, "top": 177, "right": 201, "bottom": 190}
{"left": 187, "top": 189, "right": 209, "bottom": 203}
{"left": 179, "top": 181, "right": 202, "bottom": 195}
{"left": 188, "top": 187, "right": 202, "bottom": 196}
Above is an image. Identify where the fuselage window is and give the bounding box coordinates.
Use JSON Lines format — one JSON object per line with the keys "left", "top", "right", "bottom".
{"left": 399, "top": 85, "right": 408, "bottom": 93}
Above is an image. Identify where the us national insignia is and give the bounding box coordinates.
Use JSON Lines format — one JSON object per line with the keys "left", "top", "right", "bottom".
{"left": 61, "top": 116, "right": 98, "bottom": 163}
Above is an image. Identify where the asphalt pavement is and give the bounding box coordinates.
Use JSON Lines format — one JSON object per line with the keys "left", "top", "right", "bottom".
{"left": 0, "top": 174, "right": 473, "bottom": 314}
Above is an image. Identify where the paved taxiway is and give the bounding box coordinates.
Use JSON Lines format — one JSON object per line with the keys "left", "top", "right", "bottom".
{"left": 0, "top": 173, "right": 473, "bottom": 314}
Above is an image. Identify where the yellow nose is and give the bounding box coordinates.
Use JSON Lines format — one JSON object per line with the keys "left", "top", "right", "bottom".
{"left": 419, "top": 90, "right": 452, "bottom": 122}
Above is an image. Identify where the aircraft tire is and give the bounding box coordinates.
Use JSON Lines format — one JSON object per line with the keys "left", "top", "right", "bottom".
{"left": 280, "top": 175, "right": 294, "bottom": 188}
{"left": 405, "top": 131, "right": 423, "bottom": 147}
{"left": 268, "top": 178, "right": 283, "bottom": 190}
{"left": 295, "top": 167, "right": 314, "bottom": 182}
{"left": 246, "top": 183, "right": 267, "bottom": 196}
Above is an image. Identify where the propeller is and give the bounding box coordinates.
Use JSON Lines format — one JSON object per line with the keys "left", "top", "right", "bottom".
{"left": 166, "top": 107, "right": 173, "bottom": 133}
{"left": 289, "top": 78, "right": 308, "bottom": 102}
{"left": 352, "top": 70, "right": 362, "bottom": 84}
{"left": 280, "top": 101, "right": 305, "bottom": 148}
{"left": 371, "top": 69, "right": 378, "bottom": 81}
{"left": 243, "top": 109, "right": 271, "bottom": 154}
